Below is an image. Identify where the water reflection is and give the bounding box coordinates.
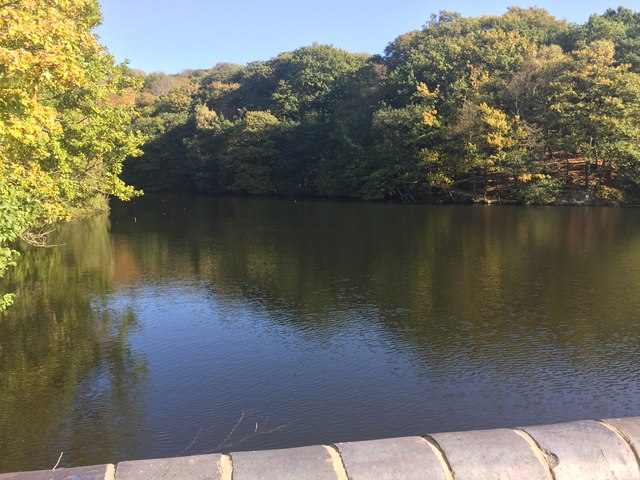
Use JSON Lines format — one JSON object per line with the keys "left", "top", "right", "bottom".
{"left": 2, "top": 196, "right": 640, "bottom": 473}
{"left": 0, "top": 216, "right": 147, "bottom": 473}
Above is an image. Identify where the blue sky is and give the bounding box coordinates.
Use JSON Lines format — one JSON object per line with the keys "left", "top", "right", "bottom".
{"left": 96, "top": 1, "right": 633, "bottom": 73}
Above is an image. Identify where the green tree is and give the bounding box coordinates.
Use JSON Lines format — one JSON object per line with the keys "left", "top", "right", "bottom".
{"left": 506, "top": 45, "right": 568, "bottom": 123}
{"left": 451, "top": 101, "right": 533, "bottom": 197}
{"left": 122, "top": 7, "right": 640, "bottom": 205}
{"left": 219, "top": 110, "right": 283, "bottom": 194}
{"left": 361, "top": 82, "right": 445, "bottom": 201}
{"left": 269, "top": 45, "right": 369, "bottom": 120}
{"left": 549, "top": 41, "right": 640, "bottom": 191}
{"left": 125, "top": 82, "right": 194, "bottom": 191}
{"left": 583, "top": 8, "right": 640, "bottom": 71}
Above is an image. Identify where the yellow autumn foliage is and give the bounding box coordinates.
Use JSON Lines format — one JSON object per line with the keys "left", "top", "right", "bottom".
{"left": 0, "top": 0, "right": 143, "bottom": 309}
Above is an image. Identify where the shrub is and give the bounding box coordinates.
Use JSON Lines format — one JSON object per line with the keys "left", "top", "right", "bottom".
{"left": 516, "top": 175, "right": 562, "bottom": 205}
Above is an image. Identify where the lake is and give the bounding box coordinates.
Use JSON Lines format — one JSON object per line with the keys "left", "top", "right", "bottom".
{"left": 1, "top": 194, "right": 640, "bottom": 473}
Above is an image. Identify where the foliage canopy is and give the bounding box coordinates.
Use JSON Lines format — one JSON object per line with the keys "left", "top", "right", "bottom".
{"left": 125, "top": 7, "right": 640, "bottom": 209}
{"left": 0, "top": 0, "right": 142, "bottom": 309}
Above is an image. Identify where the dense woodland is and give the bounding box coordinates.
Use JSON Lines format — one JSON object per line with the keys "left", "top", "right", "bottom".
{"left": 125, "top": 7, "right": 640, "bottom": 206}
{"left": 2, "top": 4, "right": 640, "bottom": 309}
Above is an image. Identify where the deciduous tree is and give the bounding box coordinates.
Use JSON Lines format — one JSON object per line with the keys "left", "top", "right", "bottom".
{"left": 0, "top": 0, "right": 142, "bottom": 309}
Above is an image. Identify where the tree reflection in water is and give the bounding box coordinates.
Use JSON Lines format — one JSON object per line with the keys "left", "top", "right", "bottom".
{"left": 3, "top": 196, "right": 640, "bottom": 473}
{"left": 0, "top": 215, "right": 147, "bottom": 473}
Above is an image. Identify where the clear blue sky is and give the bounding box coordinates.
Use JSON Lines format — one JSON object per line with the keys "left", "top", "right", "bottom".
{"left": 96, "top": 0, "right": 633, "bottom": 74}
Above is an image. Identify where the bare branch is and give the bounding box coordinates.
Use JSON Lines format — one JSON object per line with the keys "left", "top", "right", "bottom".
{"left": 20, "top": 226, "right": 61, "bottom": 248}
{"left": 0, "top": 1, "right": 21, "bottom": 9}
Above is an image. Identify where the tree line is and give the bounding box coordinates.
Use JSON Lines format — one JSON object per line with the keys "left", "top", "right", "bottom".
{"left": 125, "top": 7, "right": 640, "bottom": 206}
{"left": 2, "top": 4, "right": 640, "bottom": 310}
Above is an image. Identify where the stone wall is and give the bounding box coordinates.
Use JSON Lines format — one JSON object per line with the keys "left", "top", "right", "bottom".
{"left": 3, "top": 417, "right": 640, "bottom": 479}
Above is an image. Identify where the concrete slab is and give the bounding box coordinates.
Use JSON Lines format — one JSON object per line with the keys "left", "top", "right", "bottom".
{"left": 430, "top": 428, "right": 547, "bottom": 479}
{"left": 0, "top": 464, "right": 114, "bottom": 480}
{"left": 231, "top": 445, "right": 337, "bottom": 480}
{"left": 602, "top": 417, "right": 640, "bottom": 456}
{"left": 335, "top": 436, "right": 446, "bottom": 480}
{"left": 522, "top": 419, "right": 640, "bottom": 480}
{"left": 115, "top": 454, "right": 223, "bottom": 480}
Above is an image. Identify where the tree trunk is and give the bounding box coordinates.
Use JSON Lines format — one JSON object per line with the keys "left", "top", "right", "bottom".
{"left": 585, "top": 161, "right": 590, "bottom": 193}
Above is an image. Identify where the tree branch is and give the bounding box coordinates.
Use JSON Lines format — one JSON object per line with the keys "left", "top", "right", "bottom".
{"left": 0, "top": 1, "right": 21, "bottom": 9}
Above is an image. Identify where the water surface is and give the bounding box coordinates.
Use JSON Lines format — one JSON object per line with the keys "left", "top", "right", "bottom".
{"left": 1, "top": 195, "right": 640, "bottom": 472}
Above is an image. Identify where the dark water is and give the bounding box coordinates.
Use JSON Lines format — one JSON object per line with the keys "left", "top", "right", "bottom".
{"left": 1, "top": 195, "right": 640, "bottom": 472}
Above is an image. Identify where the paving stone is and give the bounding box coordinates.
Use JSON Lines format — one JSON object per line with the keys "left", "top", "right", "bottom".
{"left": 430, "top": 428, "right": 547, "bottom": 479}
{"left": 0, "top": 464, "right": 114, "bottom": 480}
{"left": 231, "top": 445, "right": 337, "bottom": 480}
{"left": 522, "top": 419, "right": 640, "bottom": 480}
{"left": 336, "top": 436, "right": 446, "bottom": 480}
{"left": 115, "top": 454, "right": 223, "bottom": 480}
{"left": 602, "top": 417, "right": 640, "bottom": 455}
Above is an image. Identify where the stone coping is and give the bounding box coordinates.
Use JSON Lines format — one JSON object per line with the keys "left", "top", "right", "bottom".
{"left": 2, "top": 417, "right": 640, "bottom": 479}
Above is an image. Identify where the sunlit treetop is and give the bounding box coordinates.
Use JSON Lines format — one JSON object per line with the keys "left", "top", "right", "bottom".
{"left": 0, "top": 0, "right": 143, "bottom": 309}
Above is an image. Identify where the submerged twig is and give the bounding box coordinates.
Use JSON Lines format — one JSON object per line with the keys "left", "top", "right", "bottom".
{"left": 217, "top": 410, "right": 246, "bottom": 450}
{"left": 179, "top": 425, "right": 204, "bottom": 455}
{"left": 215, "top": 411, "right": 287, "bottom": 451}
{"left": 52, "top": 451, "right": 63, "bottom": 471}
